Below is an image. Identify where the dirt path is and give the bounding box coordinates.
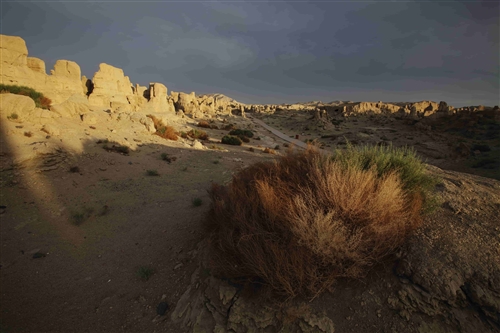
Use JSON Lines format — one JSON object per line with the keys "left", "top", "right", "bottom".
{"left": 250, "top": 116, "right": 309, "bottom": 149}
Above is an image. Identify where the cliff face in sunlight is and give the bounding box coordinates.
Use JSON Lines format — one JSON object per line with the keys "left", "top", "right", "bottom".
{"left": 0, "top": 34, "right": 248, "bottom": 116}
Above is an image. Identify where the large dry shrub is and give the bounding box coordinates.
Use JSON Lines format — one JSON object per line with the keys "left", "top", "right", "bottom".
{"left": 205, "top": 146, "right": 436, "bottom": 298}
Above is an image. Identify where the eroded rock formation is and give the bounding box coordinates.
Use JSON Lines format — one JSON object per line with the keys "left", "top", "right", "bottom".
{"left": 0, "top": 34, "right": 84, "bottom": 105}
{"left": 87, "top": 63, "right": 134, "bottom": 111}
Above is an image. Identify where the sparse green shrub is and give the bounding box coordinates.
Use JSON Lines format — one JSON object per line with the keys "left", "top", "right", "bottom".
{"left": 146, "top": 169, "right": 160, "bottom": 176}
{"left": 205, "top": 145, "right": 437, "bottom": 298}
{"left": 229, "top": 129, "right": 254, "bottom": 138}
{"left": 209, "top": 145, "right": 224, "bottom": 150}
{"left": 7, "top": 112, "right": 18, "bottom": 120}
{"left": 187, "top": 129, "right": 209, "bottom": 140}
{"left": 213, "top": 160, "right": 219, "bottom": 164}
{"left": 115, "top": 145, "right": 130, "bottom": 154}
{"left": 72, "top": 212, "right": 86, "bottom": 226}
{"left": 221, "top": 135, "right": 242, "bottom": 146}
{"left": 137, "top": 266, "right": 155, "bottom": 281}
{"left": 71, "top": 207, "right": 94, "bottom": 226}
{"left": 69, "top": 166, "right": 80, "bottom": 173}
{"left": 160, "top": 153, "right": 176, "bottom": 163}
{"left": 103, "top": 144, "right": 130, "bottom": 155}
{"left": 192, "top": 198, "right": 203, "bottom": 207}
{"left": 0, "top": 84, "right": 52, "bottom": 109}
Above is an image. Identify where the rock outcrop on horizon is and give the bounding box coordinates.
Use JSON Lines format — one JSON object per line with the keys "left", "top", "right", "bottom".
{"left": 248, "top": 99, "right": 499, "bottom": 123}
{"left": 1, "top": 33, "right": 497, "bottom": 125}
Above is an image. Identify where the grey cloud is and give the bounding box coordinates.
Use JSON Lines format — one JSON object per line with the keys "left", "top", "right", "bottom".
{"left": 1, "top": 1, "right": 498, "bottom": 106}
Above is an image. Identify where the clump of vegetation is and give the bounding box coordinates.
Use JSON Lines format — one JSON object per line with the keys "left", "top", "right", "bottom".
{"left": 263, "top": 147, "right": 277, "bottom": 155}
{"left": 98, "top": 205, "right": 109, "bottom": 216}
{"left": 146, "top": 169, "right": 160, "bottom": 176}
{"left": 72, "top": 212, "right": 86, "bottom": 226}
{"left": 102, "top": 144, "right": 130, "bottom": 155}
{"left": 205, "top": 145, "right": 437, "bottom": 298}
{"left": 137, "top": 266, "right": 155, "bottom": 281}
{"left": 248, "top": 147, "right": 255, "bottom": 152}
{"left": 0, "top": 84, "right": 52, "bottom": 109}
{"left": 197, "top": 121, "right": 211, "bottom": 129}
{"left": 71, "top": 207, "right": 94, "bottom": 226}
{"left": 147, "top": 115, "right": 178, "bottom": 141}
{"left": 187, "top": 129, "right": 209, "bottom": 140}
{"left": 69, "top": 166, "right": 80, "bottom": 173}
{"left": 229, "top": 129, "right": 254, "bottom": 138}
{"left": 221, "top": 135, "right": 242, "bottom": 146}
{"left": 209, "top": 144, "right": 225, "bottom": 150}
{"left": 223, "top": 124, "right": 236, "bottom": 131}
{"left": 160, "top": 153, "right": 176, "bottom": 163}
{"left": 7, "top": 112, "right": 19, "bottom": 120}
{"left": 192, "top": 198, "right": 203, "bottom": 207}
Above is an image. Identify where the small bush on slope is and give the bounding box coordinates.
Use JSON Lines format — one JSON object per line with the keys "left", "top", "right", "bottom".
{"left": 221, "top": 135, "right": 242, "bottom": 146}
{"left": 197, "top": 121, "right": 211, "bottom": 128}
{"left": 147, "top": 115, "right": 178, "bottom": 141}
{"left": 0, "top": 84, "right": 52, "bottom": 109}
{"left": 187, "top": 129, "right": 209, "bottom": 140}
{"left": 229, "top": 129, "right": 254, "bottom": 138}
{"left": 205, "top": 145, "right": 437, "bottom": 298}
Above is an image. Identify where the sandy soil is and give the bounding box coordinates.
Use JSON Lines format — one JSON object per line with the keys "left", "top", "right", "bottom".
{"left": 0, "top": 114, "right": 284, "bottom": 332}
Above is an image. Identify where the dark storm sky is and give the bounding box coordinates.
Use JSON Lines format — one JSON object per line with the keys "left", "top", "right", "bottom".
{"left": 1, "top": 1, "right": 499, "bottom": 107}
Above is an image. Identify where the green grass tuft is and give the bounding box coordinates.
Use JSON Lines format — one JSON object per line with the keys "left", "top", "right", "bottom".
{"left": 137, "top": 266, "right": 155, "bottom": 281}
{"left": 146, "top": 169, "right": 160, "bottom": 176}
